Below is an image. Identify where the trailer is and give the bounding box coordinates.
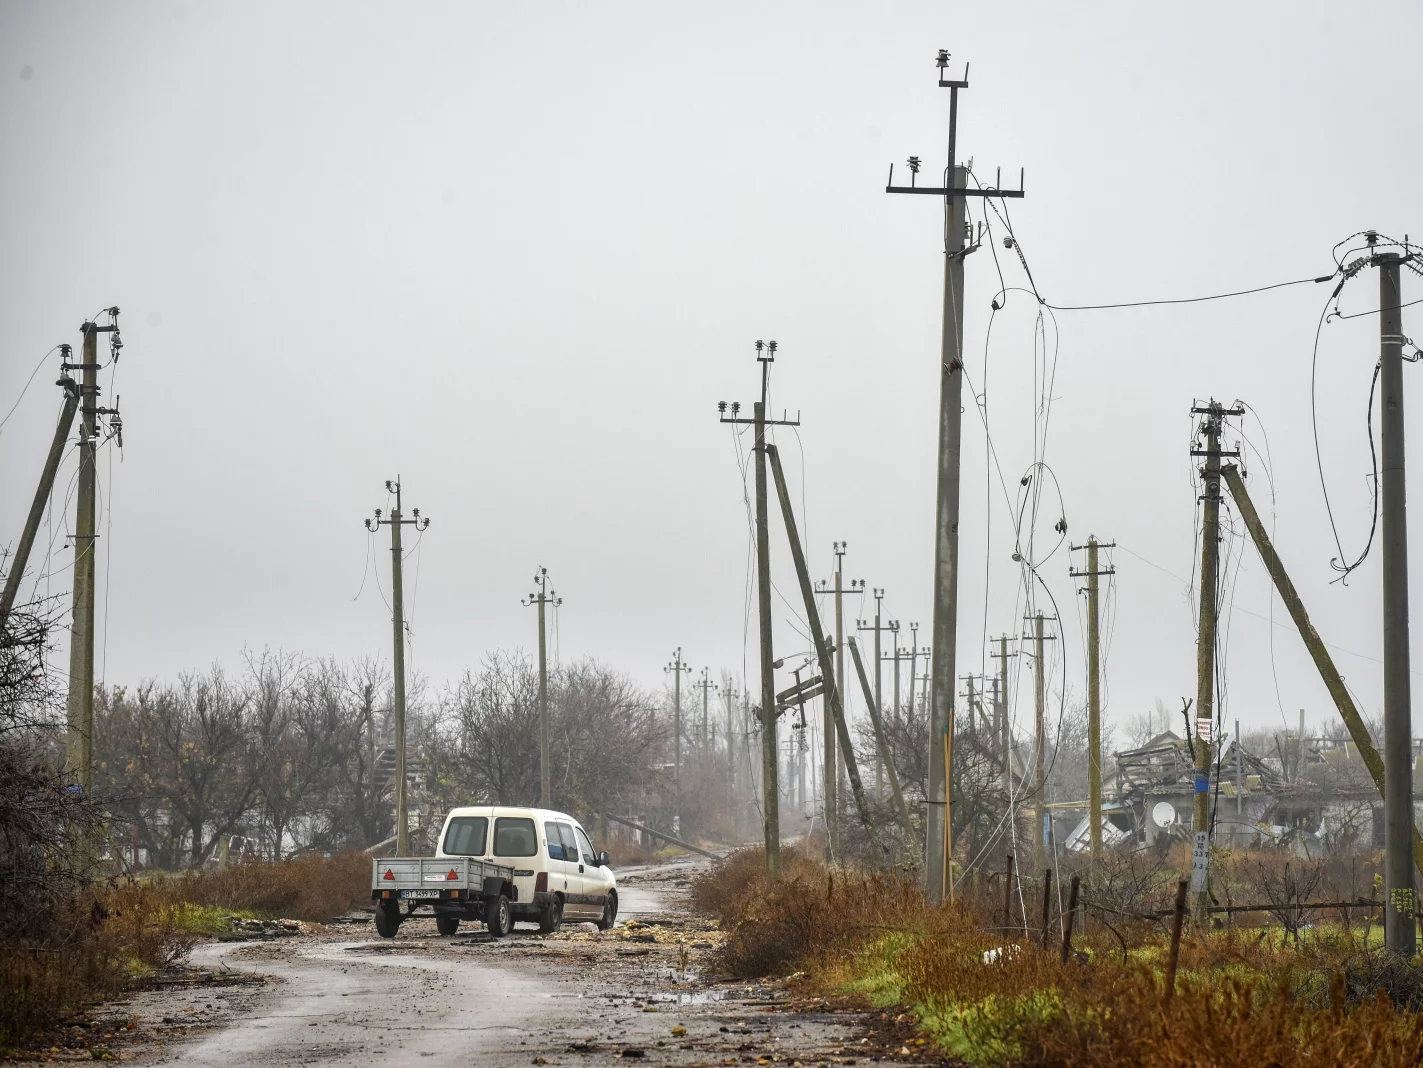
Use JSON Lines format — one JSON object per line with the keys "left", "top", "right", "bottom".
{"left": 371, "top": 856, "right": 517, "bottom": 938}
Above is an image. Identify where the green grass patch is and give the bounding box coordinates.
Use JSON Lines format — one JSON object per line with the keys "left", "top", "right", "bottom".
{"left": 167, "top": 904, "right": 263, "bottom": 936}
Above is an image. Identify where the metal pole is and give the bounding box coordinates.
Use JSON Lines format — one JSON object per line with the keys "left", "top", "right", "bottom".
{"left": 65, "top": 324, "right": 98, "bottom": 794}
{"left": 926, "top": 163, "right": 968, "bottom": 903}
{"left": 391, "top": 480, "right": 409, "bottom": 855}
{"left": 1193, "top": 404, "right": 1223, "bottom": 922}
{"left": 1380, "top": 255, "right": 1416, "bottom": 957}
{"left": 1087, "top": 537, "right": 1102, "bottom": 860}
{"left": 2, "top": 375, "right": 78, "bottom": 625}
{"left": 754, "top": 400, "right": 780, "bottom": 877}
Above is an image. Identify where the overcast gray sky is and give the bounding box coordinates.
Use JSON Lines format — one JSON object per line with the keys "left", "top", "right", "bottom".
{"left": 3, "top": 1, "right": 1421, "bottom": 748}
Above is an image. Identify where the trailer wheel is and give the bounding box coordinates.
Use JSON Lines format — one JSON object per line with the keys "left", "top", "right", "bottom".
{"left": 436, "top": 914, "right": 460, "bottom": 936}
{"left": 538, "top": 896, "right": 563, "bottom": 934}
{"left": 486, "top": 894, "right": 512, "bottom": 939}
{"left": 374, "top": 902, "right": 400, "bottom": 939}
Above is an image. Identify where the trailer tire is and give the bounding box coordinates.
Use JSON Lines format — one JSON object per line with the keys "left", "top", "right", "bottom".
{"left": 537, "top": 897, "right": 563, "bottom": 934}
{"left": 374, "top": 902, "right": 400, "bottom": 939}
{"left": 597, "top": 891, "right": 618, "bottom": 931}
{"left": 485, "top": 894, "right": 512, "bottom": 939}
{"left": 436, "top": 914, "right": 460, "bottom": 936}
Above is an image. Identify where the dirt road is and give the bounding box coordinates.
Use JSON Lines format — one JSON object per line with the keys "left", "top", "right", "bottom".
{"left": 91, "top": 859, "right": 917, "bottom": 1067}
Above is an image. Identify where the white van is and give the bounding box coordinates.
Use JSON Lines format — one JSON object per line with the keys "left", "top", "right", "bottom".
{"left": 434, "top": 806, "right": 618, "bottom": 933}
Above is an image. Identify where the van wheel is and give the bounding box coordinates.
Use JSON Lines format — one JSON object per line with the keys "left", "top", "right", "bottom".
{"left": 374, "top": 902, "right": 400, "bottom": 939}
{"left": 538, "top": 897, "right": 563, "bottom": 934}
{"left": 597, "top": 892, "right": 618, "bottom": 931}
{"left": 436, "top": 914, "right": 460, "bottom": 936}
{"left": 485, "top": 894, "right": 512, "bottom": 939}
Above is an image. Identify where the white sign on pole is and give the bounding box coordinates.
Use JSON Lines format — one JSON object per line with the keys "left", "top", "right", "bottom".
{"left": 1190, "top": 830, "right": 1210, "bottom": 892}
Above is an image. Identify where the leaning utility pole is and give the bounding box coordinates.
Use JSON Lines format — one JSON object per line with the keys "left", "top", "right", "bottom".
{"left": 719, "top": 340, "right": 800, "bottom": 877}
{"left": 664, "top": 648, "right": 691, "bottom": 830}
{"left": 856, "top": 588, "right": 890, "bottom": 794}
{"left": 522, "top": 568, "right": 561, "bottom": 810}
{"left": 816, "top": 544, "right": 863, "bottom": 857}
{"left": 1377, "top": 243, "right": 1416, "bottom": 956}
{"left": 887, "top": 50, "right": 1025, "bottom": 901}
{"left": 766, "top": 444, "right": 876, "bottom": 838}
{"left": 2, "top": 358, "right": 78, "bottom": 626}
{"left": 1022, "top": 612, "right": 1056, "bottom": 873}
{"left": 65, "top": 310, "right": 122, "bottom": 794}
{"left": 1189, "top": 401, "right": 1239, "bottom": 919}
{"left": 1070, "top": 536, "right": 1116, "bottom": 860}
{"left": 366, "top": 478, "right": 430, "bottom": 855}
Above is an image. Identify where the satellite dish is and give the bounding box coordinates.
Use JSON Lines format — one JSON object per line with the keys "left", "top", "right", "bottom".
{"left": 1152, "top": 801, "right": 1177, "bottom": 828}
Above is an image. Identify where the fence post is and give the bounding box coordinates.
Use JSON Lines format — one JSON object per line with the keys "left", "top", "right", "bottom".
{"left": 1164, "top": 879, "right": 1189, "bottom": 1000}
{"left": 1040, "top": 869, "right": 1054, "bottom": 949}
{"left": 1059, "top": 874, "right": 1080, "bottom": 963}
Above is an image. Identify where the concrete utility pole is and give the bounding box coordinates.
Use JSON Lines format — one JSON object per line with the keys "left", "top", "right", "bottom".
{"left": 694, "top": 667, "right": 716, "bottom": 750}
{"left": 1189, "top": 401, "right": 1239, "bottom": 919}
{"left": 1070, "top": 536, "right": 1116, "bottom": 860}
{"left": 1378, "top": 247, "right": 1416, "bottom": 956}
{"left": 719, "top": 340, "right": 800, "bottom": 877}
{"left": 2, "top": 359, "right": 79, "bottom": 626}
{"left": 887, "top": 49, "right": 1026, "bottom": 901}
{"left": 992, "top": 635, "right": 1016, "bottom": 798}
{"left": 521, "top": 568, "right": 561, "bottom": 810}
{"left": 882, "top": 621, "right": 904, "bottom": 727}
{"left": 816, "top": 544, "right": 863, "bottom": 857}
{"left": 1022, "top": 612, "right": 1056, "bottom": 873}
{"left": 664, "top": 648, "right": 691, "bottom": 831}
{"left": 856, "top": 588, "right": 890, "bottom": 794}
{"left": 65, "top": 311, "right": 122, "bottom": 793}
{"left": 907, "top": 621, "right": 921, "bottom": 731}
{"left": 366, "top": 478, "right": 430, "bottom": 855}
{"left": 766, "top": 444, "right": 877, "bottom": 839}
{"left": 1221, "top": 460, "right": 1423, "bottom": 872}
{"left": 722, "top": 682, "right": 740, "bottom": 819}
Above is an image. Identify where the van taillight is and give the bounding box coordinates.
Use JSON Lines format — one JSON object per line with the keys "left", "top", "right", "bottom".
{"left": 535, "top": 872, "right": 548, "bottom": 893}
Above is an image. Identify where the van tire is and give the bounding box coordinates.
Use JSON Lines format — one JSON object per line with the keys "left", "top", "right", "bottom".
{"left": 538, "top": 897, "right": 563, "bottom": 934}
{"left": 375, "top": 902, "right": 400, "bottom": 939}
{"left": 486, "top": 894, "right": 512, "bottom": 939}
{"left": 436, "top": 914, "right": 460, "bottom": 936}
{"left": 597, "top": 892, "right": 617, "bottom": 931}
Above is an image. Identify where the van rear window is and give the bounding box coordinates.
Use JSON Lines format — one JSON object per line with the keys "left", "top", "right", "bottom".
{"left": 443, "top": 816, "right": 488, "bottom": 857}
{"left": 492, "top": 817, "right": 538, "bottom": 858}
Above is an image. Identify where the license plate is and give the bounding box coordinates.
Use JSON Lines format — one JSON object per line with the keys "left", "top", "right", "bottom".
{"left": 400, "top": 889, "right": 441, "bottom": 899}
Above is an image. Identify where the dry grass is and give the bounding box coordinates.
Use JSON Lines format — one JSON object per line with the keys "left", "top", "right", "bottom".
{"left": 148, "top": 850, "right": 371, "bottom": 923}
{"left": 694, "top": 847, "right": 1423, "bottom": 1067}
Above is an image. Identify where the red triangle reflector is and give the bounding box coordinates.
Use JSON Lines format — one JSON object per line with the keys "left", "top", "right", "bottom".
{"left": 383, "top": 868, "right": 395, "bottom": 880}
{"left": 447, "top": 869, "right": 459, "bottom": 880}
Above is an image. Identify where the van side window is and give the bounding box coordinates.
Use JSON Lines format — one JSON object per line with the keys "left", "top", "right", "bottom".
{"left": 556, "top": 823, "right": 580, "bottom": 864}
{"left": 492, "top": 817, "right": 538, "bottom": 857}
{"left": 443, "top": 816, "right": 489, "bottom": 857}
{"left": 574, "top": 826, "right": 598, "bottom": 866}
{"left": 543, "top": 821, "right": 565, "bottom": 861}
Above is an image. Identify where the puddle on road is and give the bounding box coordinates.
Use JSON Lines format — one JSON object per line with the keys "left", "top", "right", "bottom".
{"left": 647, "top": 988, "right": 728, "bottom": 1005}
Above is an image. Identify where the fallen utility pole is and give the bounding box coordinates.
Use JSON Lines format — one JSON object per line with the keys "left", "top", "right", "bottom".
{"left": 603, "top": 814, "right": 721, "bottom": 861}
{"left": 664, "top": 647, "right": 691, "bottom": 832}
{"left": 366, "top": 479, "right": 430, "bottom": 855}
{"left": 766, "top": 442, "right": 876, "bottom": 838}
{"left": 718, "top": 340, "right": 800, "bottom": 877}
{"left": 848, "top": 636, "right": 911, "bottom": 833}
{"left": 1189, "top": 401, "right": 1241, "bottom": 920}
{"left": 815, "top": 544, "right": 863, "bottom": 857}
{"left": 886, "top": 50, "right": 1026, "bottom": 901}
{"left": 1, "top": 362, "right": 78, "bottom": 626}
{"left": 1070, "top": 536, "right": 1115, "bottom": 860}
{"left": 1222, "top": 463, "right": 1423, "bottom": 874}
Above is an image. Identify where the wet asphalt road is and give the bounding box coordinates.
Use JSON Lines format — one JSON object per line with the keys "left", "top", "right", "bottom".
{"left": 111, "top": 859, "right": 916, "bottom": 1067}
